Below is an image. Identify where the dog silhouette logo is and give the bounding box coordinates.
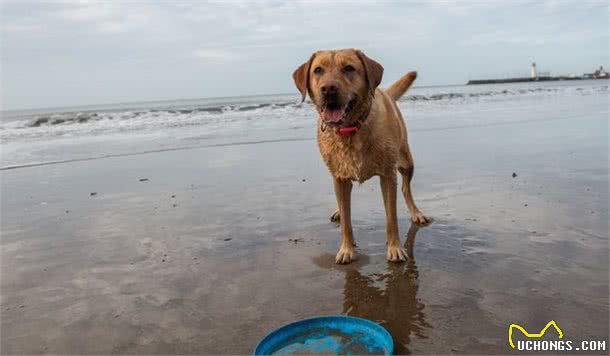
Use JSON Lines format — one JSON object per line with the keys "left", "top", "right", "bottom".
{"left": 508, "top": 320, "right": 564, "bottom": 348}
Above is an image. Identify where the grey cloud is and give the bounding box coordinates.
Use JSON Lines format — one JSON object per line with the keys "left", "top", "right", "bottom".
{"left": 1, "top": 0, "right": 607, "bottom": 109}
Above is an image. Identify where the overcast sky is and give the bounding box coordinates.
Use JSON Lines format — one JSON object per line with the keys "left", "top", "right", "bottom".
{"left": 1, "top": 0, "right": 608, "bottom": 110}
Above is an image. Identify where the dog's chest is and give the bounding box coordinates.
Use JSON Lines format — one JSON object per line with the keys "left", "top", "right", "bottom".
{"left": 317, "top": 128, "right": 394, "bottom": 182}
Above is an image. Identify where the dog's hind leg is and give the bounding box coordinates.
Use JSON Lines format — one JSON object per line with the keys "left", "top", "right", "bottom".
{"left": 398, "top": 145, "right": 430, "bottom": 225}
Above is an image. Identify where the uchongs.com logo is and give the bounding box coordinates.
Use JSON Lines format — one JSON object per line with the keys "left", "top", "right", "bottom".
{"left": 508, "top": 320, "right": 607, "bottom": 352}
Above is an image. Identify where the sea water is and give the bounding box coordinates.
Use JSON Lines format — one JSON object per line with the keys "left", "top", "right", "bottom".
{"left": 1, "top": 80, "right": 607, "bottom": 169}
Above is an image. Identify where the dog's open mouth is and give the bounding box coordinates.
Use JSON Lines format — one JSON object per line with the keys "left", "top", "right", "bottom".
{"left": 321, "top": 97, "right": 357, "bottom": 125}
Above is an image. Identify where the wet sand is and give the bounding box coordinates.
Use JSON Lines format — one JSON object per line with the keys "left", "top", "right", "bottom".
{"left": 1, "top": 99, "right": 608, "bottom": 354}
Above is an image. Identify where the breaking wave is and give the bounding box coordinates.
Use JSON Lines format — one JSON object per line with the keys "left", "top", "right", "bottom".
{"left": 400, "top": 85, "right": 607, "bottom": 101}
{"left": 1, "top": 83, "right": 606, "bottom": 142}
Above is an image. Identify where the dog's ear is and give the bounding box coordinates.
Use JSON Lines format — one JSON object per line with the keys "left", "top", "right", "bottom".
{"left": 355, "top": 50, "right": 384, "bottom": 97}
{"left": 292, "top": 53, "right": 316, "bottom": 102}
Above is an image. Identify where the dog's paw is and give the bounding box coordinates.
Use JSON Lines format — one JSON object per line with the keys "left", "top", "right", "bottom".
{"left": 386, "top": 244, "right": 408, "bottom": 262}
{"left": 411, "top": 211, "right": 430, "bottom": 225}
{"left": 330, "top": 209, "right": 340, "bottom": 223}
{"left": 335, "top": 245, "right": 355, "bottom": 264}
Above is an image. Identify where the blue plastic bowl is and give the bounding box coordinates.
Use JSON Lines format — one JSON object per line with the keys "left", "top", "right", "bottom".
{"left": 254, "top": 315, "right": 393, "bottom": 355}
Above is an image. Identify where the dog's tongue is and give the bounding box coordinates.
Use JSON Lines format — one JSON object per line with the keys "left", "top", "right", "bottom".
{"left": 322, "top": 109, "right": 345, "bottom": 123}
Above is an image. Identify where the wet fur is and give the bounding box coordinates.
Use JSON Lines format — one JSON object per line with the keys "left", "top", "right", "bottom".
{"left": 317, "top": 90, "right": 402, "bottom": 182}
{"left": 293, "top": 49, "right": 428, "bottom": 264}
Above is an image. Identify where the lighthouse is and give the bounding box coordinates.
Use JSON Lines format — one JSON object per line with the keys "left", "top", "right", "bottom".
{"left": 531, "top": 62, "right": 537, "bottom": 79}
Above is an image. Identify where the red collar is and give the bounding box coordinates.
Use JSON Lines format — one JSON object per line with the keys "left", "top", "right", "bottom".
{"left": 336, "top": 125, "right": 359, "bottom": 135}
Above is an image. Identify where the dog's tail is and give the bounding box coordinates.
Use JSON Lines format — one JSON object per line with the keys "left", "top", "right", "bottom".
{"left": 384, "top": 71, "right": 417, "bottom": 101}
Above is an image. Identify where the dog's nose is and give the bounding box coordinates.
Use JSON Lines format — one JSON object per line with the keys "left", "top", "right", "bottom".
{"left": 321, "top": 84, "right": 338, "bottom": 95}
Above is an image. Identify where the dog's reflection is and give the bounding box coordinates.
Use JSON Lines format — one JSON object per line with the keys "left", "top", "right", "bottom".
{"left": 341, "top": 223, "right": 431, "bottom": 354}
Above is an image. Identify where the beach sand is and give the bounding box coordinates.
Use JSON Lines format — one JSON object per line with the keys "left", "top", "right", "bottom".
{"left": 1, "top": 93, "right": 608, "bottom": 354}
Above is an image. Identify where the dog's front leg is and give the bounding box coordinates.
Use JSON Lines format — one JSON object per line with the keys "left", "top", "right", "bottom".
{"left": 380, "top": 173, "right": 408, "bottom": 262}
{"left": 333, "top": 177, "right": 355, "bottom": 264}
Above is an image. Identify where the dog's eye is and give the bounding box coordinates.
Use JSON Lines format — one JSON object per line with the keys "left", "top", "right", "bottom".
{"left": 313, "top": 66, "right": 323, "bottom": 75}
{"left": 343, "top": 65, "right": 355, "bottom": 73}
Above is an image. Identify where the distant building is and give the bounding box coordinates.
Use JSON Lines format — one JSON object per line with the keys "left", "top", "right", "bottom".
{"left": 584, "top": 66, "right": 609, "bottom": 79}
{"left": 530, "top": 62, "right": 537, "bottom": 78}
{"left": 530, "top": 62, "right": 550, "bottom": 79}
{"left": 593, "top": 65, "right": 609, "bottom": 79}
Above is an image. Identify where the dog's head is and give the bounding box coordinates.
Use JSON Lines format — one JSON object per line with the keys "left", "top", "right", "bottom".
{"left": 293, "top": 49, "right": 383, "bottom": 126}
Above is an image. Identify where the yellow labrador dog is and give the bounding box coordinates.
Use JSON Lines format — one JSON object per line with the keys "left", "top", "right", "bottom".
{"left": 293, "top": 49, "right": 429, "bottom": 264}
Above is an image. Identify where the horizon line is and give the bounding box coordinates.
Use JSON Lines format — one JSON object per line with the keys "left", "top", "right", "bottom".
{"left": 1, "top": 83, "right": 466, "bottom": 114}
